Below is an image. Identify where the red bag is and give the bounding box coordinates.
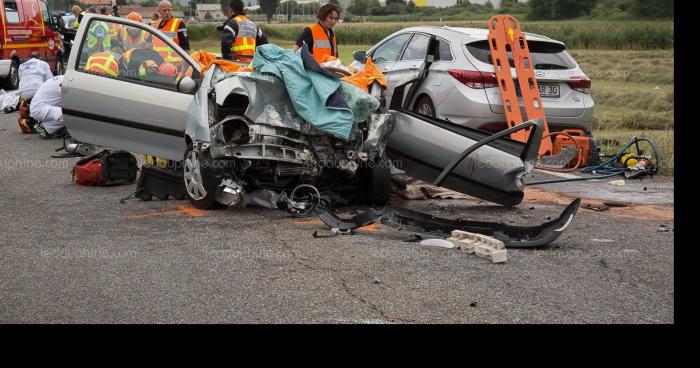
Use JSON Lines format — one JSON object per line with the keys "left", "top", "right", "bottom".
{"left": 72, "top": 150, "right": 137, "bottom": 186}
{"left": 72, "top": 157, "right": 106, "bottom": 186}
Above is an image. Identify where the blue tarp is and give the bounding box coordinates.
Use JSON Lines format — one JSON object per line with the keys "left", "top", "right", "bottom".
{"left": 251, "top": 43, "right": 356, "bottom": 141}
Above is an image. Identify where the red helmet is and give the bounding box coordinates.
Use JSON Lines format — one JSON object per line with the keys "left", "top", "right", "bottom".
{"left": 158, "top": 62, "right": 178, "bottom": 77}
{"left": 127, "top": 11, "right": 143, "bottom": 23}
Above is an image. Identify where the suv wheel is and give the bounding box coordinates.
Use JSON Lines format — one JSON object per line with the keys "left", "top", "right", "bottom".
{"left": 414, "top": 95, "right": 435, "bottom": 117}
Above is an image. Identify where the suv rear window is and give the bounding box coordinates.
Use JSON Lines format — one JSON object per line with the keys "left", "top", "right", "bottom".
{"left": 466, "top": 40, "right": 577, "bottom": 70}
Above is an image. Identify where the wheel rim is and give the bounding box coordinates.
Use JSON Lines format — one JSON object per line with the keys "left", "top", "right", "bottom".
{"left": 417, "top": 101, "right": 434, "bottom": 116}
{"left": 184, "top": 150, "right": 207, "bottom": 200}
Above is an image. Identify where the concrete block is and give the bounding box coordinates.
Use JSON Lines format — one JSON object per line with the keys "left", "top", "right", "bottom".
{"left": 452, "top": 231, "right": 507, "bottom": 262}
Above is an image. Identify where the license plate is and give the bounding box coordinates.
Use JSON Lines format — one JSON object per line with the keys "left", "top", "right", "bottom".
{"left": 516, "top": 83, "right": 560, "bottom": 98}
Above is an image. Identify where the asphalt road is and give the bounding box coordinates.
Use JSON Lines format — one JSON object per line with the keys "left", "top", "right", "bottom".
{"left": 0, "top": 112, "right": 674, "bottom": 323}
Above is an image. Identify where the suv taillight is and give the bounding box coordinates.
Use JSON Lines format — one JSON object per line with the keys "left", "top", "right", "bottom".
{"left": 448, "top": 70, "right": 498, "bottom": 89}
{"left": 568, "top": 76, "right": 591, "bottom": 94}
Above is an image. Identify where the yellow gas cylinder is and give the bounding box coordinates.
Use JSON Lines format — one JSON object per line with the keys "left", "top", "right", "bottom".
{"left": 619, "top": 153, "right": 639, "bottom": 167}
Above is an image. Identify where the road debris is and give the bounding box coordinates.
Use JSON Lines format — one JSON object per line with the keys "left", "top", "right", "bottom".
{"left": 609, "top": 180, "right": 626, "bottom": 186}
{"left": 603, "top": 201, "right": 629, "bottom": 208}
{"left": 657, "top": 225, "right": 671, "bottom": 233}
{"left": 591, "top": 238, "right": 615, "bottom": 243}
{"left": 403, "top": 234, "right": 423, "bottom": 243}
{"left": 317, "top": 199, "right": 581, "bottom": 248}
{"left": 584, "top": 203, "right": 609, "bottom": 212}
{"left": 449, "top": 230, "right": 507, "bottom": 263}
{"left": 419, "top": 239, "right": 455, "bottom": 249}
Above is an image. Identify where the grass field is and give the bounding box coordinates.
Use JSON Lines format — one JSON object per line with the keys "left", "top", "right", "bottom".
{"left": 191, "top": 35, "right": 674, "bottom": 175}
{"left": 190, "top": 20, "right": 673, "bottom": 50}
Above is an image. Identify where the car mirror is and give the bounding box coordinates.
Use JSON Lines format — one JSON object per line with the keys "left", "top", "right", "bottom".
{"left": 352, "top": 50, "right": 367, "bottom": 63}
{"left": 178, "top": 76, "right": 197, "bottom": 94}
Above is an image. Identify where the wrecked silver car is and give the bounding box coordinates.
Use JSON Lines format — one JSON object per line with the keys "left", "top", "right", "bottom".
{"left": 62, "top": 15, "right": 545, "bottom": 210}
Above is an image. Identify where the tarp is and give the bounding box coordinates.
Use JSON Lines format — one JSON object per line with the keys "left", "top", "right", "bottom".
{"left": 341, "top": 57, "right": 387, "bottom": 93}
{"left": 251, "top": 43, "right": 355, "bottom": 141}
{"left": 190, "top": 50, "right": 252, "bottom": 74}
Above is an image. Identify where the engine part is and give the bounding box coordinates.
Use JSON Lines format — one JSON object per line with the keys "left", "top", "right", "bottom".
{"left": 216, "top": 179, "right": 245, "bottom": 206}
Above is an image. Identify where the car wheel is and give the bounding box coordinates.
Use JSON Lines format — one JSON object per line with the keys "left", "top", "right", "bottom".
{"left": 2, "top": 60, "right": 19, "bottom": 90}
{"left": 367, "top": 153, "right": 392, "bottom": 206}
{"left": 414, "top": 95, "right": 435, "bottom": 117}
{"left": 183, "top": 144, "right": 221, "bottom": 209}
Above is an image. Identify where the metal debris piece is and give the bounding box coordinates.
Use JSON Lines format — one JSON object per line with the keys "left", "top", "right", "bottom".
{"left": 657, "top": 225, "right": 671, "bottom": 233}
{"left": 584, "top": 203, "right": 609, "bottom": 212}
{"left": 403, "top": 234, "right": 423, "bottom": 243}
{"left": 312, "top": 228, "right": 354, "bottom": 238}
{"left": 603, "top": 201, "right": 629, "bottom": 208}
{"left": 591, "top": 238, "right": 615, "bottom": 243}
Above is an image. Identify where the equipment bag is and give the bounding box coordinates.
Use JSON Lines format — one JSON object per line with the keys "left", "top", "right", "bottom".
{"left": 72, "top": 149, "right": 138, "bottom": 186}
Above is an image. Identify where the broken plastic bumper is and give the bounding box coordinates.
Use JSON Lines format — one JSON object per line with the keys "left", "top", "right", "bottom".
{"left": 317, "top": 198, "right": 581, "bottom": 248}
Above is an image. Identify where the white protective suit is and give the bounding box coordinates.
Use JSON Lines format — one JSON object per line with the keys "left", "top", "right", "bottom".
{"left": 0, "top": 58, "right": 54, "bottom": 110}
{"left": 30, "top": 76, "right": 64, "bottom": 134}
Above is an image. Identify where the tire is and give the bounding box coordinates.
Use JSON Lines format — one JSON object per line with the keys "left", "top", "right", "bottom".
{"left": 414, "top": 95, "right": 435, "bottom": 118}
{"left": 2, "top": 60, "right": 19, "bottom": 91}
{"left": 367, "top": 154, "right": 392, "bottom": 206}
{"left": 183, "top": 144, "right": 221, "bottom": 209}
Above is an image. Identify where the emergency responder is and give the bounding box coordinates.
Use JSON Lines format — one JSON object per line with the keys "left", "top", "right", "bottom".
{"left": 291, "top": 3, "right": 341, "bottom": 64}
{"left": 150, "top": 13, "right": 161, "bottom": 28}
{"left": 155, "top": 1, "right": 190, "bottom": 52}
{"left": 84, "top": 17, "right": 111, "bottom": 55}
{"left": 72, "top": 5, "right": 85, "bottom": 29}
{"left": 85, "top": 51, "right": 120, "bottom": 78}
{"left": 118, "top": 12, "right": 151, "bottom": 52}
{"left": 220, "top": 0, "right": 268, "bottom": 62}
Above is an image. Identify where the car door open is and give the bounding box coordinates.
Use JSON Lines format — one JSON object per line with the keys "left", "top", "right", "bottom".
{"left": 62, "top": 14, "right": 201, "bottom": 160}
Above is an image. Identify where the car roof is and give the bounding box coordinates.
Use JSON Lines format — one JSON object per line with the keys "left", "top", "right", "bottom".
{"left": 395, "top": 26, "right": 563, "bottom": 46}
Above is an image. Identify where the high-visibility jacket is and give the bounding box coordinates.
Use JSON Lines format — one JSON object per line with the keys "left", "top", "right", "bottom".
{"left": 74, "top": 11, "right": 85, "bottom": 29}
{"left": 157, "top": 17, "right": 182, "bottom": 46}
{"left": 85, "top": 52, "right": 119, "bottom": 78}
{"left": 119, "top": 27, "right": 150, "bottom": 51}
{"left": 309, "top": 23, "right": 336, "bottom": 65}
{"left": 86, "top": 21, "right": 111, "bottom": 54}
{"left": 230, "top": 15, "right": 257, "bottom": 62}
{"left": 155, "top": 18, "right": 185, "bottom": 69}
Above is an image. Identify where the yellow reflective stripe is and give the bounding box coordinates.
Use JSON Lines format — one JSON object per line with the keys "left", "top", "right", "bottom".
{"left": 232, "top": 37, "right": 255, "bottom": 51}
{"left": 3, "top": 43, "right": 50, "bottom": 49}
{"left": 86, "top": 55, "right": 118, "bottom": 77}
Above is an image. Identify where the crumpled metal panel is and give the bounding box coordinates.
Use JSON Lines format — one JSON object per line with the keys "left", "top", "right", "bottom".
{"left": 363, "top": 113, "right": 392, "bottom": 160}
{"left": 214, "top": 72, "right": 306, "bottom": 131}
